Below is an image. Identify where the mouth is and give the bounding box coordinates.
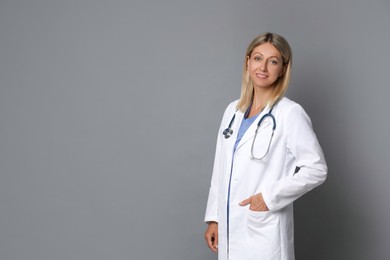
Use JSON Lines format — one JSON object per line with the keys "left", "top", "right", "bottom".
{"left": 255, "top": 73, "right": 268, "bottom": 79}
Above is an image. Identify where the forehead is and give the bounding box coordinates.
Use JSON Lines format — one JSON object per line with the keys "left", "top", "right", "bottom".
{"left": 251, "top": 42, "right": 281, "bottom": 58}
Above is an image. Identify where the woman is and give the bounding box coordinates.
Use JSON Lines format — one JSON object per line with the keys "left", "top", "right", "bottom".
{"left": 204, "top": 32, "right": 327, "bottom": 260}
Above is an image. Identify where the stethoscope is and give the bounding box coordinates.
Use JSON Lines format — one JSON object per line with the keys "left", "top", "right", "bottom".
{"left": 223, "top": 105, "right": 276, "bottom": 160}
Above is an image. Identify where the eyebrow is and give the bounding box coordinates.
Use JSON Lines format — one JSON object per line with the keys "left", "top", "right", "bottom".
{"left": 252, "top": 52, "right": 281, "bottom": 60}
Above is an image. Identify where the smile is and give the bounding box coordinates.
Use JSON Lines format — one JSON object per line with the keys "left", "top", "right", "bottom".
{"left": 255, "top": 73, "right": 268, "bottom": 79}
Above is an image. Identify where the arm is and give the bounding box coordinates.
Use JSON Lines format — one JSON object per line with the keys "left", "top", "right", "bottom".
{"left": 204, "top": 121, "right": 224, "bottom": 223}
{"left": 261, "top": 104, "right": 327, "bottom": 211}
{"left": 204, "top": 102, "right": 236, "bottom": 222}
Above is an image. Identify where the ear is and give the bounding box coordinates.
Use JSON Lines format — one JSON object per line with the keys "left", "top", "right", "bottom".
{"left": 246, "top": 55, "right": 250, "bottom": 70}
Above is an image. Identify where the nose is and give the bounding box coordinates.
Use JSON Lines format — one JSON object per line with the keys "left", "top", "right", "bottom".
{"left": 259, "top": 60, "right": 267, "bottom": 71}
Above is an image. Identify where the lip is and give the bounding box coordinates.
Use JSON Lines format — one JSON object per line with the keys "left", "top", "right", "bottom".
{"left": 255, "top": 73, "right": 268, "bottom": 79}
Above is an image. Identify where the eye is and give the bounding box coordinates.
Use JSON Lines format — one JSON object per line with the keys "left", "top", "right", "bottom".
{"left": 269, "top": 60, "right": 278, "bottom": 65}
{"left": 253, "top": 56, "right": 262, "bottom": 61}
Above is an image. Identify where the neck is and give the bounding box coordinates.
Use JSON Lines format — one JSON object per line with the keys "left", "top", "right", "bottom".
{"left": 246, "top": 88, "right": 273, "bottom": 118}
{"left": 252, "top": 87, "right": 273, "bottom": 110}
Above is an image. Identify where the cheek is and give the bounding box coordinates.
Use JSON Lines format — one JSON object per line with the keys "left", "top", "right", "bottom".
{"left": 247, "top": 61, "right": 254, "bottom": 71}
{"left": 273, "top": 67, "right": 284, "bottom": 77}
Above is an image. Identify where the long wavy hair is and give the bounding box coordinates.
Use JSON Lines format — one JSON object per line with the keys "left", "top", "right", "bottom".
{"left": 236, "top": 32, "right": 292, "bottom": 112}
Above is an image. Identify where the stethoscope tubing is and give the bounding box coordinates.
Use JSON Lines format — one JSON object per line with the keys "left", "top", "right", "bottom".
{"left": 223, "top": 106, "right": 276, "bottom": 160}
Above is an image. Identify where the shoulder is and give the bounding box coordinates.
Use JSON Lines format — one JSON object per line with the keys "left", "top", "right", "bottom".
{"left": 275, "top": 97, "right": 301, "bottom": 111}
{"left": 225, "top": 99, "right": 239, "bottom": 111}
{"left": 276, "top": 97, "right": 313, "bottom": 127}
{"left": 221, "top": 99, "right": 239, "bottom": 117}
{"left": 275, "top": 97, "right": 308, "bottom": 116}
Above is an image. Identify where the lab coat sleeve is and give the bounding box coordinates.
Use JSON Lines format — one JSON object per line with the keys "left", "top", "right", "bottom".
{"left": 261, "top": 104, "right": 327, "bottom": 211}
{"left": 204, "top": 129, "right": 222, "bottom": 223}
{"left": 204, "top": 103, "right": 235, "bottom": 223}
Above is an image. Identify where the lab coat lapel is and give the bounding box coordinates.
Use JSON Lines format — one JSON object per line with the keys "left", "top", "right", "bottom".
{"left": 230, "top": 110, "right": 245, "bottom": 145}
{"left": 235, "top": 106, "right": 272, "bottom": 153}
{"left": 223, "top": 110, "right": 244, "bottom": 173}
{"left": 221, "top": 109, "right": 245, "bottom": 154}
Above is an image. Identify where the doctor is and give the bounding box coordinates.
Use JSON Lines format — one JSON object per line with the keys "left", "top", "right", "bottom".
{"left": 204, "top": 32, "right": 327, "bottom": 260}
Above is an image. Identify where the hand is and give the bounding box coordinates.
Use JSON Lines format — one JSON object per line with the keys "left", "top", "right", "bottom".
{"left": 239, "top": 193, "right": 269, "bottom": 211}
{"left": 204, "top": 222, "right": 218, "bottom": 253}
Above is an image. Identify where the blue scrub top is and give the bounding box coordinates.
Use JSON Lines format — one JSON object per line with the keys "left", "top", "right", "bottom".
{"left": 233, "top": 108, "right": 259, "bottom": 152}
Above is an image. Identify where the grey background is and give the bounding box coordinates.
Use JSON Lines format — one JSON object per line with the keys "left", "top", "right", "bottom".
{"left": 0, "top": 0, "right": 389, "bottom": 259}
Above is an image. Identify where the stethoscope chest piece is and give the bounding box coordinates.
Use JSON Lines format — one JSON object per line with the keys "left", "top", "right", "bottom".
{"left": 223, "top": 112, "right": 236, "bottom": 139}
{"left": 223, "top": 128, "right": 233, "bottom": 139}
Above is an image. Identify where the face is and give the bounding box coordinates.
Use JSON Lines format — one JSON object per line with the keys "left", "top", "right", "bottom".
{"left": 247, "top": 42, "right": 285, "bottom": 89}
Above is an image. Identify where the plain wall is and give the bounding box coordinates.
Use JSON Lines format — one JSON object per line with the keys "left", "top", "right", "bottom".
{"left": 1, "top": 0, "right": 389, "bottom": 259}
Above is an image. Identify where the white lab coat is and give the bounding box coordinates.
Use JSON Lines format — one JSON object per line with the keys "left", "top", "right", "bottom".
{"left": 205, "top": 97, "right": 327, "bottom": 260}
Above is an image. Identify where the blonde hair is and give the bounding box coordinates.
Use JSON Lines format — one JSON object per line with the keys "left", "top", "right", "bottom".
{"left": 236, "top": 32, "right": 292, "bottom": 112}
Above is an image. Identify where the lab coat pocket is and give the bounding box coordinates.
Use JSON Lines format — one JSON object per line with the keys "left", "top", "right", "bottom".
{"left": 247, "top": 209, "right": 281, "bottom": 258}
